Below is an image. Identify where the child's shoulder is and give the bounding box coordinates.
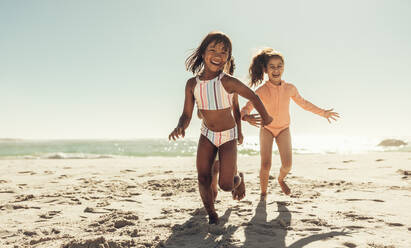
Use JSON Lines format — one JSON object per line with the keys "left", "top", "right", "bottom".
{"left": 255, "top": 82, "right": 270, "bottom": 92}
{"left": 186, "top": 76, "right": 197, "bottom": 86}
{"left": 221, "top": 73, "right": 237, "bottom": 83}
{"left": 255, "top": 84, "right": 267, "bottom": 92}
{"left": 184, "top": 77, "right": 198, "bottom": 92}
{"left": 282, "top": 80, "right": 293, "bottom": 86}
{"left": 283, "top": 81, "right": 297, "bottom": 90}
{"left": 221, "top": 74, "right": 245, "bottom": 89}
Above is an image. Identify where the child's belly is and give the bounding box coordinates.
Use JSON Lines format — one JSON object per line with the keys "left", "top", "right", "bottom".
{"left": 200, "top": 108, "right": 236, "bottom": 132}
{"left": 267, "top": 110, "right": 290, "bottom": 128}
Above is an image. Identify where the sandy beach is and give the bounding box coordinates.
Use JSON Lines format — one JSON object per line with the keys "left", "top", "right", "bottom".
{"left": 0, "top": 152, "right": 410, "bottom": 247}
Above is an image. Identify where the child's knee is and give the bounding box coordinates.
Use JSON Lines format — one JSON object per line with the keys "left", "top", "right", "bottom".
{"left": 198, "top": 174, "right": 212, "bottom": 187}
{"left": 218, "top": 179, "right": 234, "bottom": 192}
{"left": 261, "top": 161, "right": 272, "bottom": 171}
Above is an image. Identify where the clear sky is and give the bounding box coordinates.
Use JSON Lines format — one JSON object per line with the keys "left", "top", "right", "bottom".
{"left": 1, "top": 0, "right": 410, "bottom": 139}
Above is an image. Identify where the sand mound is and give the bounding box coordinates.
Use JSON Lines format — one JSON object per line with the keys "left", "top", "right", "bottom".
{"left": 61, "top": 236, "right": 137, "bottom": 248}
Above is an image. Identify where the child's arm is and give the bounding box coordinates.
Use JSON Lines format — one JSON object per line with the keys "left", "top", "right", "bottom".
{"left": 222, "top": 76, "right": 272, "bottom": 126}
{"left": 240, "top": 87, "right": 265, "bottom": 127}
{"left": 291, "top": 84, "right": 340, "bottom": 123}
{"left": 232, "top": 94, "right": 243, "bottom": 144}
{"left": 240, "top": 99, "right": 254, "bottom": 118}
{"left": 169, "top": 79, "right": 196, "bottom": 140}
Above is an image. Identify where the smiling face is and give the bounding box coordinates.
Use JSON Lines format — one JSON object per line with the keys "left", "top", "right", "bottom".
{"left": 265, "top": 56, "right": 284, "bottom": 84}
{"left": 202, "top": 41, "right": 229, "bottom": 73}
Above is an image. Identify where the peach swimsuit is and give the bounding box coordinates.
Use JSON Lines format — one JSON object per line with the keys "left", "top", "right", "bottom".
{"left": 241, "top": 81, "right": 327, "bottom": 137}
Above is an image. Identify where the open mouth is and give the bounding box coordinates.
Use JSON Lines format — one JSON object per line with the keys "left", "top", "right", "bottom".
{"left": 210, "top": 58, "right": 222, "bottom": 66}
{"left": 272, "top": 74, "right": 280, "bottom": 77}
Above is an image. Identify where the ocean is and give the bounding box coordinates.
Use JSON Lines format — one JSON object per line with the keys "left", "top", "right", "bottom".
{"left": 0, "top": 136, "right": 409, "bottom": 159}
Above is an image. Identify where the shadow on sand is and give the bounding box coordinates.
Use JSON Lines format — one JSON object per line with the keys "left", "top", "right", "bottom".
{"left": 156, "top": 207, "right": 240, "bottom": 248}
{"left": 243, "top": 200, "right": 349, "bottom": 248}
{"left": 158, "top": 201, "right": 349, "bottom": 248}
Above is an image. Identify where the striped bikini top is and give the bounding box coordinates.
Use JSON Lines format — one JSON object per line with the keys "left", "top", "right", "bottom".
{"left": 193, "top": 72, "right": 233, "bottom": 110}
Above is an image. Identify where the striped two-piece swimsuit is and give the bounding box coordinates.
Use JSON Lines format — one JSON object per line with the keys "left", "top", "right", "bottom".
{"left": 194, "top": 72, "right": 238, "bottom": 147}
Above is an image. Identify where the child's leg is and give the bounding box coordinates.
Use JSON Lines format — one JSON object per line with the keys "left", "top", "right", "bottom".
{"left": 275, "top": 128, "right": 292, "bottom": 195}
{"left": 259, "top": 127, "right": 274, "bottom": 199}
{"left": 196, "top": 135, "right": 219, "bottom": 224}
{"left": 217, "top": 140, "right": 245, "bottom": 200}
{"left": 211, "top": 159, "right": 219, "bottom": 202}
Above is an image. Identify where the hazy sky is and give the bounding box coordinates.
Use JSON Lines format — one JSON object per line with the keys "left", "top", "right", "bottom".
{"left": 1, "top": 0, "right": 410, "bottom": 139}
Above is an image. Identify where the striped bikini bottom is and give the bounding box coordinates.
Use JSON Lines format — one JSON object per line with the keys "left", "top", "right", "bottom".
{"left": 201, "top": 122, "right": 237, "bottom": 147}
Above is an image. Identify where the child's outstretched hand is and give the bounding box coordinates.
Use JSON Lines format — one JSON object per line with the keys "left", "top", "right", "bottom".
{"left": 324, "top": 108, "right": 340, "bottom": 123}
{"left": 242, "top": 114, "right": 262, "bottom": 127}
{"left": 168, "top": 126, "right": 185, "bottom": 141}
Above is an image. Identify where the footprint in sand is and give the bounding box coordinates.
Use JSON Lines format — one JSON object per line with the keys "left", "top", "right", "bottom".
{"left": 18, "top": 171, "right": 37, "bottom": 175}
{"left": 343, "top": 242, "right": 357, "bottom": 248}
{"left": 345, "top": 225, "right": 365, "bottom": 230}
{"left": 96, "top": 201, "right": 111, "bottom": 207}
{"left": 300, "top": 218, "right": 330, "bottom": 227}
{"left": 304, "top": 227, "right": 322, "bottom": 231}
{"left": 385, "top": 222, "right": 404, "bottom": 227}
{"left": 155, "top": 223, "right": 171, "bottom": 228}
{"left": 345, "top": 214, "right": 374, "bottom": 221}
{"left": 328, "top": 167, "right": 349, "bottom": 170}
{"left": 161, "top": 192, "right": 173, "bottom": 197}
{"left": 0, "top": 190, "right": 15, "bottom": 193}
{"left": 397, "top": 170, "right": 410, "bottom": 180}
{"left": 84, "top": 207, "right": 108, "bottom": 214}
{"left": 342, "top": 160, "right": 355, "bottom": 163}
{"left": 345, "top": 198, "right": 385, "bottom": 203}
{"left": 241, "top": 200, "right": 253, "bottom": 205}
{"left": 39, "top": 210, "right": 61, "bottom": 219}
{"left": 14, "top": 194, "right": 35, "bottom": 202}
{"left": 338, "top": 211, "right": 376, "bottom": 222}
{"left": 367, "top": 242, "right": 396, "bottom": 248}
{"left": 23, "top": 230, "right": 38, "bottom": 236}
{"left": 235, "top": 210, "right": 253, "bottom": 217}
{"left": 138, "top": 172, "right": 156, "bottom": 177}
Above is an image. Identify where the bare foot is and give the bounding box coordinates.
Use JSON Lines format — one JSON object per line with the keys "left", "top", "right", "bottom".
{"left": 209, "top": 212, "right": 219, "bottom": 225}
{"left": 232, "top": 173, "right": 246, "bottom": 201}
{"left": 278, "top": 178, "right": 291, "bottom": 195}
{"left": 260, "top": 193, "right": 267, "bottom": 201}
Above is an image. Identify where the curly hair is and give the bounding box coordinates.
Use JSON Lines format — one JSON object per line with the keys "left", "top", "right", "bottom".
{"left": 249, "top": 48, "right": 284, "bottom": 88}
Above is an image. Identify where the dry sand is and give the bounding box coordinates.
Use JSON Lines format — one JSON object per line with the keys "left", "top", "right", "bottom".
{"left": 0, "top": 152, "right": 410, "bottom": 247}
